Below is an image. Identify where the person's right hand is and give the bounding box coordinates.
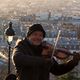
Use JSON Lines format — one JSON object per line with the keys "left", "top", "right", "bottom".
{"left": 73, "top": 53, "right": 80, "bottom": 64}
{"left": 73, "top": 53, "right": 80, "bottom": 60}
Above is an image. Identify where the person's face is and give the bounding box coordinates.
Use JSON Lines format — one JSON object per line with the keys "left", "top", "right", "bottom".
{"left": 28, "top": 31, "right": 44, "bottom": 45}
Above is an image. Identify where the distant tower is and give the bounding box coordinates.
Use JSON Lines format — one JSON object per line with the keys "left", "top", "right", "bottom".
{"left": 77, "top": 26, "right": 80, "bottom": 40}
{"left": 48, "top": 11, "right": 51, "bottom": 21}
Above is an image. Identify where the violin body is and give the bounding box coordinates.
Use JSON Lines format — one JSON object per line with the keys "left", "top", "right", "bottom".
{"left": 53, "top": 48, "right": 72, "bottom": 60}
{"left": 42, "top": 41, "right": 80, "bottom": 60}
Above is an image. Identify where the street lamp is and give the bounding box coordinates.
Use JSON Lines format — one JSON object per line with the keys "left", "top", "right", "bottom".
{"left": 4, "top": 22, "right": 15, "bottom": 74}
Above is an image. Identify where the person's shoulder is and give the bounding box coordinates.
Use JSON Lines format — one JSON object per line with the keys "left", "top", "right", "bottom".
{"left": 15, "top": 38, "right": 28, "bottom": 46}
{"left": 15, "top": 39, "right": 22, "bottom": 46}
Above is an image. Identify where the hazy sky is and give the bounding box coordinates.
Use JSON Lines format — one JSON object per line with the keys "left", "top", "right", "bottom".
{"left": 0, "top": 0, "right": 80, "bottom": 17}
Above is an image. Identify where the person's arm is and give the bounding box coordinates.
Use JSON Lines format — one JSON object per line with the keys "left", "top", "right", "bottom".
{"left": 12, "top": 47, "right": 49, "bottom": 67}
{"left": 50, "top": 53, "right": 80, "bottom": 76}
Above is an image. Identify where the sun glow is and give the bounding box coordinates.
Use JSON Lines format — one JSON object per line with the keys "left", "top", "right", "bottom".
{"left": 0, "top": 52, "right": 8, "bottom": 60}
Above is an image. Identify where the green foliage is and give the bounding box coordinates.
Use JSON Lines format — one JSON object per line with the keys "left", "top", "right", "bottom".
{"left": 0, "top": 64, "right": 7, "bottom": 80}
{"left": 0, "top": 62, "right": 16, "bottom": 80}
{"left": 0, "top": 31, "right": 3, "bottom": 35}
{"left": 57, "top": 70, "right": 80, "bottom": 80}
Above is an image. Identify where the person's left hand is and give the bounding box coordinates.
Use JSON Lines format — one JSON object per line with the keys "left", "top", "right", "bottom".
{"left": 42, "top": 43, "right": 53, "bottom": 58}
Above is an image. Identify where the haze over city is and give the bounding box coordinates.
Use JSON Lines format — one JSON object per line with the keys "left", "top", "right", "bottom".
{"left": 0, "top": 0, "right": 80, "bottom": 17}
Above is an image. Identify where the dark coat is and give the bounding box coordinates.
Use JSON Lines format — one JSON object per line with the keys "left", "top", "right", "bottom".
{"left": 12, "top": 38, "right": 79, "bottom": 80}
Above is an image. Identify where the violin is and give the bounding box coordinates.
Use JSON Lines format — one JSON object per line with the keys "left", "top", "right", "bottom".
{"left": 42, "top": 30, "right": 80, "bottom": 60}
{"left": 53, "top": 48, "right": 72, "bottom": 60}
{"left": 42, "top": 41, "right": 80, "bottom": 60}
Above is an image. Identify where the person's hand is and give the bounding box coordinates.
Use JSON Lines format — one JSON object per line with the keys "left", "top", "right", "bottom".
{"left": 42, "top": 43, "right": 53, "bottom": 58}
{"left": 73, "top": 53, "right": 80, "bottom": 61}
{"left": 71, "top": 53, "right": 80, "bottom": 66}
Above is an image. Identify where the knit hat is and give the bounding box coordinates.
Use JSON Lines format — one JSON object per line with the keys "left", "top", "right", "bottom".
{"left": 27, "top": 24, "right": 46, "bottom": 38}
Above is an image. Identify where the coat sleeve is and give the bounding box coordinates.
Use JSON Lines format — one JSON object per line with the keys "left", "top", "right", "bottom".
{"left": 12, "top": 47, "right": 48, "bottom": 67}
{"left": 50, "top": 58, "right": 79, "bottom": 76}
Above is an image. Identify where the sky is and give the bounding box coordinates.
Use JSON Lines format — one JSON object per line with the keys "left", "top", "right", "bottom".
{"left": 0, "top": 0, "right": 80, "bottom": 17}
